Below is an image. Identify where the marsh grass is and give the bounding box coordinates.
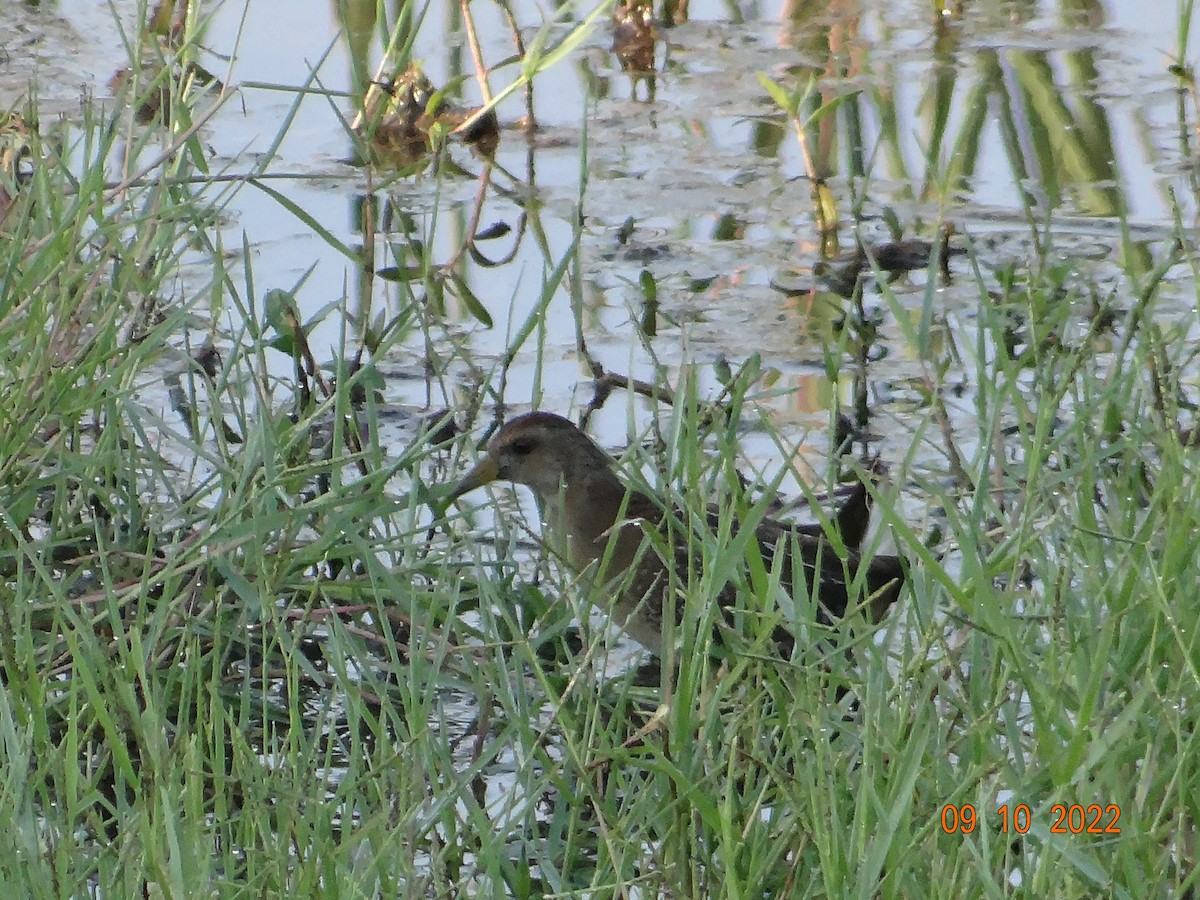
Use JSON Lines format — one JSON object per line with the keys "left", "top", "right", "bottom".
{"left": 2, "top": 0, "right": 1200, "bottom": 897}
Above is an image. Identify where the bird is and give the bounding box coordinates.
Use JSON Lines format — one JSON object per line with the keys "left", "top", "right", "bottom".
{"left": 817, "top": 237, "right": 967, "bottom": 298}
{"left": 446, "top": 411, "right": 905, "bottom": 657}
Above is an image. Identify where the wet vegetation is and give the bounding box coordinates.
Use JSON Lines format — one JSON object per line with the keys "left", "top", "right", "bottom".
{"left": 1, "top": 0, "right": 1199, "bottom": 895}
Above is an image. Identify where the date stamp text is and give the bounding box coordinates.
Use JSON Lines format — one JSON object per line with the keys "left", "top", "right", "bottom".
{"left": 940, "top": 803, "right": 1121, "bottom": 835}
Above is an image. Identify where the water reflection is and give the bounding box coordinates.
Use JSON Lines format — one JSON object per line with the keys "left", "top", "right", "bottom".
{"left": 49, "top": 0, "right": 1191, "bottom": 449}
{"left": 611, "top": 0, "right": 661, "bottom": 102}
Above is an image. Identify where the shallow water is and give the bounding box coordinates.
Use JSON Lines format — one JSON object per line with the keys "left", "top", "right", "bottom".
{"left": 5, "top": 1, "right": 1195, "bottom": 486}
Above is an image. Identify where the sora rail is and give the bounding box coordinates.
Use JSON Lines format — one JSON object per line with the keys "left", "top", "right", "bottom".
{"left": 447, "top": 412, "right": 905, "bottom": 655}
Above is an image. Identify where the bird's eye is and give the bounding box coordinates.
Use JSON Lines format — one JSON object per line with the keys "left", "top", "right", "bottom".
{"left": 510, "top": 437, "right": 535, "bottom": 456}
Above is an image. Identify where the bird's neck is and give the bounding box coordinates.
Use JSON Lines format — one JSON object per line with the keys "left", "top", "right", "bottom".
{"left": 539, "top": 463, "right": 629, "bottom": 566}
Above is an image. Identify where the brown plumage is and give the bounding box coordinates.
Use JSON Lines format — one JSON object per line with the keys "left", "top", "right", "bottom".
{"left": 448, "top": 411, "right": 904, "bottom": 655}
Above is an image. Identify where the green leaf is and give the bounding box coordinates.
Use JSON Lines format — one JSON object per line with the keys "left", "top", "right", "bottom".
{"left": 448, "top": 272, "right": 493, "bottom": 327}
{"left": 250, "top": 178, "right": 361, "bottom": 263}
{"left": 757, "top": 72, "right": 795, "bottom": 115}
{"left": 377, "top": 265, "right": 428, "bottom": 282}
{"left": 263, "top": 288, "right": 301, "bottom": 354}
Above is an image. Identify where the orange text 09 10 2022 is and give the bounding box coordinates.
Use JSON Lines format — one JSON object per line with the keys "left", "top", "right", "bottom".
{"left": 940, "top": 803, "right": 1121, "bottom": 835}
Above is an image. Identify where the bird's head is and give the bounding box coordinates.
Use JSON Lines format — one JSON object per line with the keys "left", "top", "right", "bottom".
{"left": 449, "top": 412, "right": 611, "bottom": 503}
